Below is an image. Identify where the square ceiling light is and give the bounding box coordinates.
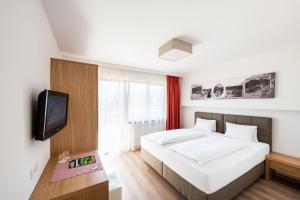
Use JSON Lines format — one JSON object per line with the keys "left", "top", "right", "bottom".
{"left": 159, "top": 38, "right": 192, "bottom": 62}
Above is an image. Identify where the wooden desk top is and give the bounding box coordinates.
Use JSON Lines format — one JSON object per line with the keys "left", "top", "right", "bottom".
{"left": 266, "top": 152, "right": 300, "bottom": 168}
{"left": 30, "top": 156, "right": 108, "bottom": 200}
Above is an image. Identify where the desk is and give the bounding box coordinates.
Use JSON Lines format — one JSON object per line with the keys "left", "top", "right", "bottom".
{"left": 30, "top": 156, "right": 108, "bottom": 200}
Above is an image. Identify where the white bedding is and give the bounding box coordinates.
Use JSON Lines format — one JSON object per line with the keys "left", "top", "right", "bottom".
{"left": 146, "top": 128, "right": 208, "bottom": 145}
{"left": 170, "top": 136, "right": 247, "bottom": 165}
{"left": 141, "top": 132, "right": 269, "bottom": 194}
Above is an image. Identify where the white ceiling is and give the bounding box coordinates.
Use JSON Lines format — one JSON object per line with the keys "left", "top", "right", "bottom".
{"left": 42, "top": 0, "right": 300, "bottom": 75}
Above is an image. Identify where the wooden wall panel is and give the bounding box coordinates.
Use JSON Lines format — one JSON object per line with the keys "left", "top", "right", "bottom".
{"left": 50, "top": 58, "right": 98, "bottom": 156}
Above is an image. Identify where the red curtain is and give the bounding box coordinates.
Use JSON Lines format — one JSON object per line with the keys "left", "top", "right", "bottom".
{"left": 166, "top": 75, "right": 180, "bottom": 130}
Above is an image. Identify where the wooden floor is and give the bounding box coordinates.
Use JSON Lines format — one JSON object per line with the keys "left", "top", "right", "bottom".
{"left": 103, "top": 151, "right": 300, "bottom": 200}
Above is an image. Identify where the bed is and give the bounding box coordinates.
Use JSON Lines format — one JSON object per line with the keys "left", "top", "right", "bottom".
{"left": 141, "top": 112, "right": 272, "bottom": 200}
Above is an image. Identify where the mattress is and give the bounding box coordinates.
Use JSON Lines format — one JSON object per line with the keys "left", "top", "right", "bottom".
{"left": 141, "top": 132, "right": 269, "bottom": 194}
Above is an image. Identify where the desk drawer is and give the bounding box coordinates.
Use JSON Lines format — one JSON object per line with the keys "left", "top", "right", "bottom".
{"left": 270, "top": 160, "right": 300, "bottom": 178}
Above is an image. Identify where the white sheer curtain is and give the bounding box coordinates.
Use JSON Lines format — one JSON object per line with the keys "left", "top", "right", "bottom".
{"left": 98, "top": 67, "right": 166, "bottom": 155}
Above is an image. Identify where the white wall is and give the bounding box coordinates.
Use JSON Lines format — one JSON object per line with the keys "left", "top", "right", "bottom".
{"left": 181, "top": 45, "right": 300, "bottom": 158}
{"left": 182, "top": 45, "right": 300, "bottom": 111}
{"left": 0, "top": 0, "right": 60, "bottom": 199}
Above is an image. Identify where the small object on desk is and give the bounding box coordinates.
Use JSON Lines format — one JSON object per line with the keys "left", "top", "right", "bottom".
{"left": 50, "top": 151, "right": 103, "bottom": 182}
{"left": 90, "top": 166, "right": 98, "bottom": 171}
{"left": 58, "top": 150, "right": 70, "bottom": 164}
{"left": 63, "top": 150, "right": 70, "bottom": 159}
{"left": 58, "top": 159, "right": 67, "bottom": 164}
{"left": 69, "top": 159, "right": 78, "bottom": 168}
{"left": 265, "top": 152, "right": 300, "bottom": 181}
{"left": 69, "top": 155, "right": 96, "bottom": 169}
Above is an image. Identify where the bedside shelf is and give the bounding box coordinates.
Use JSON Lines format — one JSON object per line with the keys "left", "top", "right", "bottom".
{"left": 265, "top": 152, "right": 300, "bottom": 181}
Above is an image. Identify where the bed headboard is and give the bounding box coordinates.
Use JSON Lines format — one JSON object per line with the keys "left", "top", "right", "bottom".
{"left": 223, "top": 114, "right": 272, "bottom": 150}
{"left": 194, "top": 112, "right": 224, "bottom": 133}
{"left": 194, "top": 112, "right": 272, "bottom": 150}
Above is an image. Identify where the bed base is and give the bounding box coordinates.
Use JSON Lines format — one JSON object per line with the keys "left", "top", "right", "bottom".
{"left": 141, "top": 148, "right": 264, "bottom": 200}
{"left": 141, "top": 147, "right": 163, "bottom": 175}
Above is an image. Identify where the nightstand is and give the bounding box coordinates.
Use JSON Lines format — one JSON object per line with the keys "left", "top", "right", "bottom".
{"left": 265, "top": 152, "right": 300, "bottom": 181}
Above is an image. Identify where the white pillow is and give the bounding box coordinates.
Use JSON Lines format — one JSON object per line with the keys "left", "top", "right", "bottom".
{"left": 225, "top": 122, "right": 258, "bottom": 142}
{"left": 194, "top": 118, "right": 216, "bottom": 132}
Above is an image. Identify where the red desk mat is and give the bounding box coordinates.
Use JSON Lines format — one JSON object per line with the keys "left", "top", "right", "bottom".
{"left": 50, "top": 151, "right": 103, "bottom": 182}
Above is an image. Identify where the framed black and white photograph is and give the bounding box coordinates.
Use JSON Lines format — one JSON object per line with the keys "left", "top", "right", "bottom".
{"left": 191, "top": 84, "right": 203, "bottom": 100}
{"left": 202, "top": 88, "right": 212, "bottom": 98}
{"left": 244, "top": 73, "right": 275, "bottom": 98}
{"left": 213, "top": 84, "right": 224, "bottom": 98}
{"left": 225, "top": 85, "right": 243, "bottom": 98}
{"left": 190, "top": 72, "right": 275, "bottom": 100}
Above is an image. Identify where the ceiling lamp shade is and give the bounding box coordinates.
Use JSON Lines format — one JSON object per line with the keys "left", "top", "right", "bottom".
{"left": 159, "top": 38, "right": 192, "bottom": 62}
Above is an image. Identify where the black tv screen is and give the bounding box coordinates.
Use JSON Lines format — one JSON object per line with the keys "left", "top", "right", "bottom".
{"left": 35, "top": 90, "right": 69, "bottom": 141}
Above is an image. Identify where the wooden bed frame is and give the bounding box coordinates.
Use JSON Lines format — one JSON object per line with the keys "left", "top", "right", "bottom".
{"left": 141, "top": 112, "right": 272, "bottom": 200}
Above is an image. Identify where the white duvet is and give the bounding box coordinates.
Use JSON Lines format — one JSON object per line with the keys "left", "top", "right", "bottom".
{"left": 145, "top": 128, "right": 208, "bottom": 145}
{"left": 141, "top": 132, "right": 270, "bottom": 194}
{"left": 170, "top": 136, "right": 247, "bottom": 165}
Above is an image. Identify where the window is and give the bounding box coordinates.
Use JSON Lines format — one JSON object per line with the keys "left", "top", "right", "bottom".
{"left": 128, "top": 82, "right": 165, "bottom": 122}
{"left": 98, "top": 66, "right": 166, "bottom": 154}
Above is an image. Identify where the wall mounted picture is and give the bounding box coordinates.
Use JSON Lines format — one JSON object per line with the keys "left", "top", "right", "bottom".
{"left": 225, "top": 85, "right": 243, "bottom": 98}
{"left": 213, "top": 84, "right": 224, "bottom": 97}
{"left": 191, "top": 72, "right": 275, "bottom": 100}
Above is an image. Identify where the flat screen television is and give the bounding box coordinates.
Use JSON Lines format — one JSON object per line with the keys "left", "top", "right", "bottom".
{"left": 35, "top": 89, "right": 69, "bottom": 141}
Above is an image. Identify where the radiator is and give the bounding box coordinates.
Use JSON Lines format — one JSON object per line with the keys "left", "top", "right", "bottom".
{"left": 128, "top": 120, "right": 165, "bottom": 151}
